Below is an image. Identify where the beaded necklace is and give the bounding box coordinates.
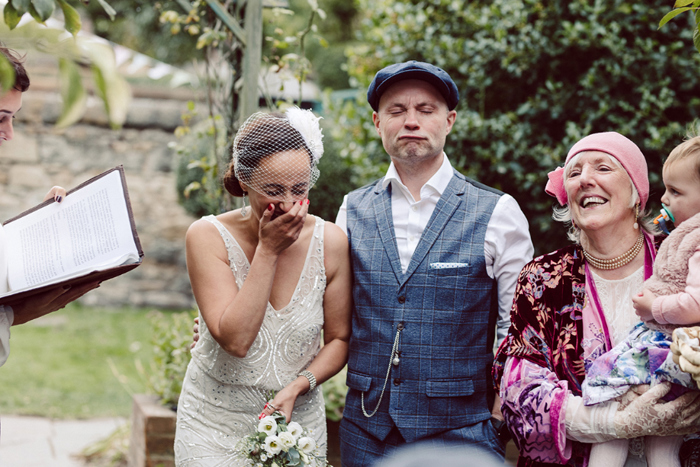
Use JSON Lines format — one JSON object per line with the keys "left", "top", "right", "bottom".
{"left": 582, "top": 232, "right": 644, "bottom": 270}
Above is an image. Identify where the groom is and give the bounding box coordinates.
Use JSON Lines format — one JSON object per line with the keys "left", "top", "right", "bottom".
{"left": 334, "top": 61, "right": 533, "bottom": 465}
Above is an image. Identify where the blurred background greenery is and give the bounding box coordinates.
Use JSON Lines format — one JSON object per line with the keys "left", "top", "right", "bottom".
{"left": 81, "top": 0, "right": 700, "bottom": 255}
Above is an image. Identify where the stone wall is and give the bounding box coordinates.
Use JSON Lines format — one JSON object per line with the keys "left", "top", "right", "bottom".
{"left": 0, "top": 90, "right": 197, "bottom": 310}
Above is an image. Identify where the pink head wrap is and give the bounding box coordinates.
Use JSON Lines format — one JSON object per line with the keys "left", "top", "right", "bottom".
{"left": 544, "top": 132, "right": 649, "bottom": 209}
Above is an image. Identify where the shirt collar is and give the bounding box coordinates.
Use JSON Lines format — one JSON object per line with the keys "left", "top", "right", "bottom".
{"left": 381, "top": 153, "right": 454, "bottom": 196}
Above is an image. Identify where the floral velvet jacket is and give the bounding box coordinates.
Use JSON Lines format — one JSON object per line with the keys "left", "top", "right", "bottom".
{"left": 493, "top": 244, "right": 588, "bottom": 466}
{"left": 493, "top": 238, "right": 660, "bottom": 467}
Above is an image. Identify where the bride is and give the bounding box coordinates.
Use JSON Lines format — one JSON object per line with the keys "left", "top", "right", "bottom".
{"left": 174, "top": 108, "right": 352, "bottom": 465}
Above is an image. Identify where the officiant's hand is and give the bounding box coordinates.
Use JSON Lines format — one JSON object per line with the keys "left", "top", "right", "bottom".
{"left": 43, "top": 186, "right": 66, "bottom": 203}
{"left": 7, "top": 281, "right": 100, "bottom": 325}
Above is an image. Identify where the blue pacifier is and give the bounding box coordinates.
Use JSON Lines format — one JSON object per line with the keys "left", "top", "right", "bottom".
{"left": 653, "top": 204, "right": 675, "bottom": 234}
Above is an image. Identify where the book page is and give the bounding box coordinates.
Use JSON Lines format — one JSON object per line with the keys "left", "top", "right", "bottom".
{"left": 3, "top": 170, "right": 140, "bottom": 292}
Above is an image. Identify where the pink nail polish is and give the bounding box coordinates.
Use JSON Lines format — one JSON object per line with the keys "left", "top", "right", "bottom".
{"left": 306, "top": 199, "right": 310, "bottom": 205}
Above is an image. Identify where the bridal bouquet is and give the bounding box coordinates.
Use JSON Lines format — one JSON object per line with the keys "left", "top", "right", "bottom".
{"left": 239, "top": 411, "right": 329, "bottom": 467}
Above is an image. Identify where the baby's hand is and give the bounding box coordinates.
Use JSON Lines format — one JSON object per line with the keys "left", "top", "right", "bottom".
{"left": 632, "top": 289, "right": 656, "bottom": 321}
{"left": 43, "top": 186, "right": 66, "bottom": 203}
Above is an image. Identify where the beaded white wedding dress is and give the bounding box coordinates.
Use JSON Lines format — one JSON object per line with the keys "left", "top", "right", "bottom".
{"left": 174, "top": 215, "right": 327, "bottom": 466}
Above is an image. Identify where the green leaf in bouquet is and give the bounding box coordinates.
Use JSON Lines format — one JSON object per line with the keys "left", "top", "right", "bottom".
{"left": 286, "top": 447, "right": 302, "bottom": 465}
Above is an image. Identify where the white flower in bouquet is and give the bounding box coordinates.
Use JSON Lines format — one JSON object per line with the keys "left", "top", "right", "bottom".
{"left": 287, "top": 421, "right": 303, "bottom": 440}
{"left": 260, "top": 453, "right": 268, "bottom": 461}
{"left": 258, "top": 416, "right": 277, "bottom": 436}
{"left": 264, "top": 435, "right": 283, "bottom": 455}
{"left": 297, "top": 436, "right": 317, "bottom": 454}
{"left": 278, "top": 431, "right": 296, "bottom": 450}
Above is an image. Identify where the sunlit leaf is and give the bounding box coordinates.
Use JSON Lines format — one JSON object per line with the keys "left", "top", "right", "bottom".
{"left": 84, "top": 41, "right": 131, "bottom": 128}
{"left": 55, "top": 58, "right": 87, "bottom": 128}
{"left": 659, "top": 7, "right": 692, "bottom": 28}
{"left": 94, "top": 0, "right": 116, "bottom": 20}
{"left": 56, "top": 0, "right": 81, "bottom": 35}
{"left": 3, "top": 2, "right": 22, "bottom": 29}
{"left": 187, "top": 160, "right": 208, "bottom": 170}
{"left": 0, "top": 54, "right": 15, "bottom": 92}
{"left": 184, "top": 181, "right": 202, "bottom": 198}
{"left": 30, "top": 0, "right": 55, "bottom": 21}
{"left": 675, "top": 0, "right": 695, "bottom": 6}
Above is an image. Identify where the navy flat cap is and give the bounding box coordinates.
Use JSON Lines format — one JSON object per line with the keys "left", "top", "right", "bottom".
{"left": 367, "top": 61, "right": 459, "bottom": 111}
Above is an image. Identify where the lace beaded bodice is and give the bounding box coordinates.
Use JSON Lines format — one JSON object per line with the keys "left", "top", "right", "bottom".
{"left": 191, "top": 215, "right": 327, "bottom": 389}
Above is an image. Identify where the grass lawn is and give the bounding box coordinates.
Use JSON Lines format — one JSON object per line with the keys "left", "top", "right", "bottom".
{"left": 0, "top": 303, "right": 190, "bottom": 419}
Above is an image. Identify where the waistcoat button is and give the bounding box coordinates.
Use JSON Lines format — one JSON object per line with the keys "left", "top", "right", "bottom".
{"left": 393, "top": 378, "right": 401, "bottom": 386}
{"left": 398, "top": 296, "right": 406, "bottom": 304}
{"left": 397, "top": 323, "right": 404, "bottom": 331}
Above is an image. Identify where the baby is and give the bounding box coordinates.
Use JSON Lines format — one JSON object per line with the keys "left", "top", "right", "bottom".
{"left": 582, "top": 131, "right": 700, "bottom": 467}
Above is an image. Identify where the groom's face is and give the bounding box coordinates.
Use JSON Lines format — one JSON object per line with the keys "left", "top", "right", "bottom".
{"left": 372, "top": 79, "right": 456, "bottom": 166}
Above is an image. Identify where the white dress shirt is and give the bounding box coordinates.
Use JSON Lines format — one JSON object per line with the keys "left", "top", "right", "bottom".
{"left": 0, "top": 224, "right": 14, "bottom": 367}
{"left": 335, "top": 154, "right": 534, "bottom": 345}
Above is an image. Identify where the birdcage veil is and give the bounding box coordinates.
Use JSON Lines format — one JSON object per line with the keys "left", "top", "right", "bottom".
{"left": 231, "top": 107, "right": 323, "bottom": 202}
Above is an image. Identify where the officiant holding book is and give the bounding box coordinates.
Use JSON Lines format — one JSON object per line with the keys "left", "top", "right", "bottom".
{"left": 0, "top": 45, "right": 100, "bottom": 368}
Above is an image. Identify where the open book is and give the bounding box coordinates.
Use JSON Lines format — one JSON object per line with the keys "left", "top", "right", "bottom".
{"left": 0, "top": 166, "right": 143, "bottom": 305}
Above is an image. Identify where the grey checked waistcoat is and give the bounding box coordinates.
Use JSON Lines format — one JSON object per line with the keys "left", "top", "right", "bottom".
{"left": 343, "top": 170, "right": 502, "bottom": 442}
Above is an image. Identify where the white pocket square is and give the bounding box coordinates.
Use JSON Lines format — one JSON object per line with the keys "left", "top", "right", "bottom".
{"left": 429, "top": 262, "right": 469, "bottom": 270}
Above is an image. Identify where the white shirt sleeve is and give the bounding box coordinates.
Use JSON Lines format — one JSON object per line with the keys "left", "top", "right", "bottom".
{"left": 0, "top": 305, "right": 14, "bottom": 367}
{"left": 335, "top": 195, "right": 349, "bottom": 236}
{"left": 484, "top": 194, "right": 534, "bottom": 346}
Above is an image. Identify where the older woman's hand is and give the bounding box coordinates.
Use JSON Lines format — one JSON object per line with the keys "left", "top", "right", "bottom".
{"left": 613, "top": 382, "right": 700, "bottom": 438}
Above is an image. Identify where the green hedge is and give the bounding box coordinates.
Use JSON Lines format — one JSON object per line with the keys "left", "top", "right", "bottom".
{"left": 335, "top": 0, "right": 700, "bottom": 254}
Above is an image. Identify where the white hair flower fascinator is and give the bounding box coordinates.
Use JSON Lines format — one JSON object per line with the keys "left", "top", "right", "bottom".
{"left": 285, "top": 107, "right": 324, "bottom": 163}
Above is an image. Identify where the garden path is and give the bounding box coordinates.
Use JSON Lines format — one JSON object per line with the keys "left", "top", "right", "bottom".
{"left": 0, "top": 415, "right": 126, "bottom": 466}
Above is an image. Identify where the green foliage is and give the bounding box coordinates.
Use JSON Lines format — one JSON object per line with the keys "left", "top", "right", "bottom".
{"left": 659, "top": 0, "right": 700, "bottom": 53}
{"left": 143, "top": 310, "right": 197, "bottom": 408}
{"left": 322, "top": 366, "right": 346, "bottom": 422}
{"left": 0, "top": 52, "right": 14, "bottom": 91}
{"left": 2, "top": 0, "right": 112, "bottom": 33}
{"left": 56, "top": 58, "right": 87, "bottom": 127}
{"left": 338, "top": 0, "right": 700, "bottom": 254}
{"left": 0, "top": 1, "right": 130, "bottom": 128}
{"left": 172, "top": 103, "right": 228, "bottom": 216}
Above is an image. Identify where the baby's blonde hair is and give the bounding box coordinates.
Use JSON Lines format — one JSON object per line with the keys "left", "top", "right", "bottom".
{"left": 665, "top": 122, "right": 700, "bottom": 181}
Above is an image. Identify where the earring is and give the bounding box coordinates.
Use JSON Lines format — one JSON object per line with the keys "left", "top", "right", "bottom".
{"left": 241, "top": 192, "right": 248, "bottom": 217}
{"left": 633, "top": 203, "right": 639, "bottom": 230}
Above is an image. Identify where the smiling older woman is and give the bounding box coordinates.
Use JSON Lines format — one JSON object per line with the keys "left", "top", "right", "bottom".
{"left": 492, "top": 132, "right": 700, "bottom": 467}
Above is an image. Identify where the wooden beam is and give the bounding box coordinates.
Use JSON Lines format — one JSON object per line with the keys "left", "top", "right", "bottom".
{"left": 240, "top": 0, "right": 263, "bottom": 123}
{"left": 203, "top": 0, "right": 247, "bottom": 46}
